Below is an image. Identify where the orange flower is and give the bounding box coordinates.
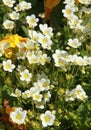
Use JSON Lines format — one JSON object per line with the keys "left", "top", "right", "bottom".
{"left": 1, "top": 34, "right": 27, "bottom": 48}
{"left": 3, "top": 99, "right": 15, "bottom": 115}
{"left": 4, "top": 48, "right": 13, "bottom": 58}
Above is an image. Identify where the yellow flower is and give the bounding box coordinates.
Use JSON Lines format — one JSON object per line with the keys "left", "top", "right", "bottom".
{"left": 0, "top": 34, "right": 27, "bottom": 48}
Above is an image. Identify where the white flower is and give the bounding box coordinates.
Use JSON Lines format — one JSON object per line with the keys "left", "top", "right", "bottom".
{"left": 62, "top": 5, "right": 75, "bottom": 19}
{"left": 38, "top": 78, "right": 50, "bottom": 91}
{"left": 26, "top": 51, "right": 38, "bottom": 64}
{"left": 9, "top": 11, "right": 19, "bottom": 20}
{"left": 78, "top": 0, "right": 91, "bottom": 4}
{"left": 2, "top": 59, "right": 15, "bottom": 72}
{"left": 65, "top": 89, "right": 76, "bottom": 101}
{"left": 84, "top": 56, "right": 91, "bottom": 65}
{"left": 75, "top": 84, "right": 84, "bottom": 92}
{"left": 20, "top": 69, "right": 32, "bottom": 82}
{"left": 37, "top": 73, "right": 48, "bottom": 80}
{"left": 29, "top": 87, "right": 40, "bottom": 97}
{"left": 2, "top": 0, "right": 15, "bottom": 7}
{"left": 35, "top": 101, "right": 45, "bottom": 109}
{"left": 44, "top": 91, "right": 51, "bottom": 102}
{"left": 10, "top": 107, "right": 27, "bottom": 125}
{"left": 16, "top": 50, "right": 26, "bottom": 60}
{"left": 26, "top": 14, "right": 39, "bottom": 28}
{"left": 14, "top": 1, "right": 32, "bottom": 11}
{"left": 28, "top": 30, "right": 41, "bottom": 42}
{"left": 40, "top": 110, "right": 55, "bottom": 127}
{"left": 38, "top": 53, "right": 51, "bottom": 65}
{"left": 39, "top": 24, "right": 53, "bottom": 36}
{"left": 63, "top": 0, "right": 75, "bottom": 5}
{"left": 3, "top": 20, "right": 14, "bottom": 30}
{"left": 11, "top": 88, "right": 21, "bottom": 97}
{"left": 22, "top": 90, "right": 31, "bottom": 99}
{"left": 24, "top": 40, "right": 34, "bottom": 50}
{"left": 70, "top": 55, "right": 87, "bottom": 66}
{"left": 52, "top": 50, "right": 69, "bottom": 67}
{"left": 32, "top": 92, "right": 43, "bottom": 102}
{"left": 14, "top": 4, "right": 21, "bottom": 12}
{"left": 68, "top": 16, "right": 84, "bottom": 31}
{"left": 82, "top": 6, "right": 91, "bottom": 14}
{"left": 76, "top": 91, "right": 88, "bottom": 101}
{"left": 17, "top": 65, "right": 26, "bottom": 72}
{"left": 19, "top": 1, "right": 32, "bottom": 11}
{"left": 67, "top": 38, "right": 81, "bottom": 48}
{"left": 38, "top": 34, "right": 53, "bottom": 50}
{"left": 75, "top": 85, "right": 88, "bottom": 100}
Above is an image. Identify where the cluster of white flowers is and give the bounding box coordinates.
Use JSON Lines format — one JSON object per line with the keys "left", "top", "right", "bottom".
{"left": 11, "top": 73, "right": 52, "bottom": 110}
{"left": 2, "top": 0, "right": 53, "bottom": 50}
{"left": 52, "top": 50, "right": 70, "bottom": 68}
{"left": 28, "top": 23, "right": 53, "bottom": 50}
{"left": 62, "top": 0, "right": 85, "bottom": 32}
{"left": 52, "top": 49, "right": 91, "bottom": 68}
{"left": 15, "top": 39, "right": 51, "bottom": 64}
{"left": 1, "top": 0, "right": 91, "bottom": 128}
{"left": 2, "top": 0, "right": 32, "bottom": 30}
{"left": 26, "top": 50, "right": 51, "bottom": 65}
{"left": 70, "top": 55, "right": 91, "bottom": 66}
{"left": 65, "top": 84, "right": 88, "bottom": 101}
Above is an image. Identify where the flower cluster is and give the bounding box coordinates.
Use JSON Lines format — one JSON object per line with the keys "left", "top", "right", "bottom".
{"left": 62, "top": 0, "right": 84, "bottom": 32}
{"left": 65, "top": 84, "right": 88, "bottom": 101}
{"left": 0, "top": 0, "right": 91, "bottom": 130}
{"left": 11, "top": 73, "right": 52, "bottom": 108}
{"left": 2, "top": 0, "right": 32, "bottom": 30}
{"left": 53, "top": 49, "right": 91, "bottom": 68}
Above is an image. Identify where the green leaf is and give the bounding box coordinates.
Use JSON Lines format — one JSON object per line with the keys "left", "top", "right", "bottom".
{"left": 21, "top": 26, "right": 28, "bottom": 37}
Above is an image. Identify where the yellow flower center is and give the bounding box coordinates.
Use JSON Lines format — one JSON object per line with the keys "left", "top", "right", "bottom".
{"left": 30, "top": 18, "right": 35, "bottom": 24}
{"left": 66, "top": 10, "right": 71, "bottom": 14}
{"left": 34, "top": 94, "right": 40, "bottom": 99}
{"left": 42, "top": 38, "right": 48, "bottom": 44}
{"left": 16, "top": 114, "right": 22, "bottom": 120}
{"left": 5, "top": 64, "right": 11, "bottom": 69}
{"left": 23, "top": 74, "right": 29, "bottom": 79}
{"left": 77, "top": 90, "right": 81, "bottom": 95}
{"left": 43, "top": 82, "right": 47, "bottom": 87}
{"left": 44, "top": 116, "right": 51, "bottom": 122}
